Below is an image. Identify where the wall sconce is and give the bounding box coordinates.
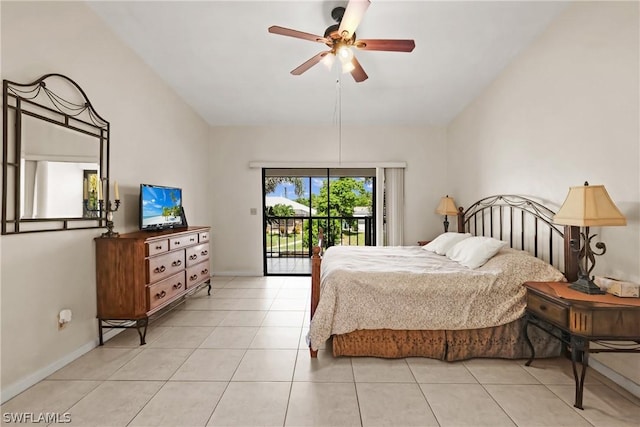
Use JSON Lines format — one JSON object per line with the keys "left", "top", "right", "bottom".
{"left": 553, "top": 182, "right": 626, "bottom": 294}
{"left": 436, "top": 195, "right": 458, "bottom": 233}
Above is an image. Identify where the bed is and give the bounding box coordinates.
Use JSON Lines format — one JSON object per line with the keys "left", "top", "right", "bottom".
{"left": 308, "top": 195, "right": 580, "bottom": 360}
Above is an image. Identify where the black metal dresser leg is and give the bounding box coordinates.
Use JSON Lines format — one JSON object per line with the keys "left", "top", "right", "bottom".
{"left": 136, "top": 318, "right": 149, "bottom": 345}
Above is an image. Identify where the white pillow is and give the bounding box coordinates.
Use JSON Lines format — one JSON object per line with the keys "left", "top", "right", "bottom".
{"left": 422, "top": 232, "right": 472, "bottom": 255}
{"left": 445, "top": 236, "right": 508, "bottom": 269}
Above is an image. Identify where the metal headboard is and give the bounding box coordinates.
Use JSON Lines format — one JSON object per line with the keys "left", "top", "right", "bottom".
{"left": 457, "top": 195, "right": 578, "bottom": 281}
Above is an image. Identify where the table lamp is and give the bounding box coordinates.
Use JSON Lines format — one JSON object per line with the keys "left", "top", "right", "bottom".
{"left": 436, "top": 195, "right": 458, "bottom": 233}
{"left": 553, "top": 182, "right": 626, "bottom": 294}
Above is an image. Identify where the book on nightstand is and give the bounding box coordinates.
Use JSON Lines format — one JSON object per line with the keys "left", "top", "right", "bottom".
{"left": 594, "top": 276, "right": 640, "bottom": 298}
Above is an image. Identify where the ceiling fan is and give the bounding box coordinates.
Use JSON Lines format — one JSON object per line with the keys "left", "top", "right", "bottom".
{"left": 268, "top": 0, "right": 415, "bottom": 83}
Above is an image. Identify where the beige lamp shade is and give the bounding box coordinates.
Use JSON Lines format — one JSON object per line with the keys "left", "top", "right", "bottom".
{"left": 553, "top": 182, "right": 626, "bottom": 226}
{"left": 436, "top": 196, "right": 458, "bottom": 216}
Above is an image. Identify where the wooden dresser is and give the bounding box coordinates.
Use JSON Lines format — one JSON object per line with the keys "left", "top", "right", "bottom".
{"left": 95, "top": 226, "right": 211, "bottom": 345}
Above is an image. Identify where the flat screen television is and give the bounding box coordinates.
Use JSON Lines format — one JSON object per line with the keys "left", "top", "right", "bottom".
{"left": 139, "top": 183, "right": 185, "bottom": 231}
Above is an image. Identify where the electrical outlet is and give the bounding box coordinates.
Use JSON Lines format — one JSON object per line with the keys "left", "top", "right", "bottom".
{"left": 58, "top": 314, "right": 67, "bottom": 330}
{"left": 58, "top": 309, "right": 72, "bottom": 330}
{"left": 250, "top": 208, "right": 257, "bottom": 215}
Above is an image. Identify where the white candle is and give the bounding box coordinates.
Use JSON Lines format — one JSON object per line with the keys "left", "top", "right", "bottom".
{"left": 97, "top": 180, "right": 103, "bottom": 200}
{"left": 83, "top": 178, "right": 88, "bottom": 200}
{"left": 114, "top": 181, "right": 119, "bottom": 200}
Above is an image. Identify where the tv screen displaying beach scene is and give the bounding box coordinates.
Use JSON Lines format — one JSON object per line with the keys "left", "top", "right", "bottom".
{"left": 140, "top": 184, "right": 183, "bottom": 230}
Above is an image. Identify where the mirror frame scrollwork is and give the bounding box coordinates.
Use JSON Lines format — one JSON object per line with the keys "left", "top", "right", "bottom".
{"left": 2, "top": 73, "right": 110, "bottom": 234}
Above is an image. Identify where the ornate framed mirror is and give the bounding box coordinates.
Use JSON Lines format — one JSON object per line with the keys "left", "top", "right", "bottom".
{"left": 2, "top": 73, "right": 109, "bottom": 234}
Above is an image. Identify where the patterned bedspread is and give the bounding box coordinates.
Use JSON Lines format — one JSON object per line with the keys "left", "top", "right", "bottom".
{"left": 308, "top": 246, "right": 565, "bottom": 351}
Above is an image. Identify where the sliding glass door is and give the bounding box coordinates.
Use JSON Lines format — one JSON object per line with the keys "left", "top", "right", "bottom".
{"left": 263, "top": 168, "right": 375, "bottom": 275}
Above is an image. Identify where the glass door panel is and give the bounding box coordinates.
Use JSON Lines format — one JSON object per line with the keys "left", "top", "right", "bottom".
{"left": 263, "top": 168, "right": 375, "bottom": 276}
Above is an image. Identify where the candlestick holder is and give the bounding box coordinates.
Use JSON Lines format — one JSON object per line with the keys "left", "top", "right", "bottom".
{"left": 101, "top": 199, "right": 121, "bottom": 238}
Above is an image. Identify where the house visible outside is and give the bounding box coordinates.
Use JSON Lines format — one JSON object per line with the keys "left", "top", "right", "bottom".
{"left": 263, "top": 172, "right": 375, "bottom": 274}
{"left": 265, "top": 196, "right": 316, "bottom": 236}
{"left": 353, "top": 206, "right": 372, "bottom": 233}
{"left": 266, "top": 196, "right": 317, "bottom": 217}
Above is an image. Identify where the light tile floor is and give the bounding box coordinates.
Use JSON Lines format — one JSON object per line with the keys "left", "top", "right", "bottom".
{"left": 266, "top": 257, "right": 311, "bottom": 275}
{"left": 2, "top": 276, "right": 639, "bottom": 426}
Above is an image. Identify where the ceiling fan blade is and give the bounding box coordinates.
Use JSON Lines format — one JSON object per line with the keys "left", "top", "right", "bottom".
{"left": 291, "top": 51, "right": 332, "bottom": 75}
{"left": 338, "top": 0, "right": 370, "bottom": 39}
{"left": 350, "top": 56, "right": 368, "bottom": 83}
{"left": 268, "top": 26, "right": 328, "bottom": 44}
{"left": 355, "top": 39, "right": 416, "bottom": 52}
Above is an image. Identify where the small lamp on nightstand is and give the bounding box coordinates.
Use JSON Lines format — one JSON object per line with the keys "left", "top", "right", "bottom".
{"left": 436, "top": 195, "right": 458, "bottom": 233}
{"left": 553, "top": 182, "right": 626, "bottom": 294}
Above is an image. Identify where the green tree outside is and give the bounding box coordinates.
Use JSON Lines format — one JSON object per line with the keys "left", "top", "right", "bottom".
{"left": 264, "top": 177, "right": 305, "bottom": 198}
{"left": 265, "top": 175, "right": 373, "bottom": 250}
{"left": 303, "top": 178, "right": 372, "bottom": 247}
{"left": 265, "top": 203, "right": 297, "bottom": 237}
{"left": 269, "top": 204, "right": 295, "bottom": 217}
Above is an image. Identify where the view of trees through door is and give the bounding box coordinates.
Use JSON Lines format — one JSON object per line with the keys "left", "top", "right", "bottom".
{"left": 263, "top": 168, "right": 375, "bottom": 275}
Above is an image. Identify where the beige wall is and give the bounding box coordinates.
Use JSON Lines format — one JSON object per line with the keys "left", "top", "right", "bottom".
{"left": 1, "top": 1, "right": 210, "bottom": 401}
{"left": 209, "top": 125, "right": 449, "bottom": 275}
{"left": 448, "top": 2, "right": 639, "bottom": 390}
{"left": 2, "top": 0, "right": 638, "bottom": 403}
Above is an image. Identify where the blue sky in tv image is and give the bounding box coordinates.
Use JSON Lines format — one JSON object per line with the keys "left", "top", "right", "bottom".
{"left": 141, "top": 184, "right": 183, "bottom": 227}
{"left": 268, "top": 177, "right": 373, "bottom": 199}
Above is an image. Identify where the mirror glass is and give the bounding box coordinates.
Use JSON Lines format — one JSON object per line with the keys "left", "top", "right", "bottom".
{"left": 2, "top": 74, "right": 109, "bottom": 234}
{"left": 20, "top": 115, "right": 101, "bottom": 219}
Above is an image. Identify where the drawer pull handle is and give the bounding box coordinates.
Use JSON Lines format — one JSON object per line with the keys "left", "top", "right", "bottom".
{"left": 190, "top": 237, "right": 196, "bottom": 242}
{"left": 155, "top": 290, "right": 166, "bottom": 299}
{"left": 189, "top": 254, "right": 198, "bottom": 260}
{"left": 201, "top": 269, "right": 209, "bottom": 275}
{"left": 189, "top": 274, "right": 198, "bottom": 281}
{"left": 154, "top": 266, "right": 166, "bottom": 273}
{"left": 201, "top": 250, "right": 208, "bottom": 256}
{"left": 173, "top": 282, "right": 183, "bottom": 290}
{"left": 174, "top": 241, "right": 181, "bottom": 246}
{"left": 155, "top": 245, "right": 163, "bottom": 250}
{"left": 172, "top": 260, "right": 182, "bottom": 267}
{"left": 539, "top": 304, "right": 547, "bottom": 311}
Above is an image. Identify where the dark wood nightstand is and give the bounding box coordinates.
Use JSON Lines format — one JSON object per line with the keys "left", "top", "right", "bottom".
{"left": 523, "top": 281, "right": 640, "bottom": 409}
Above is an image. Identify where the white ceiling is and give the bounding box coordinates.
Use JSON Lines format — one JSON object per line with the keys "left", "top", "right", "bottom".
{"left": 87, "top": 1, "right": 567, "bottom": 126}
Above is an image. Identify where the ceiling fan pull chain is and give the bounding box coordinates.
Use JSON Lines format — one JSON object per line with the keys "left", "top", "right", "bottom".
{"left": 338, "top": 75, "right": 342, "bottom": 164}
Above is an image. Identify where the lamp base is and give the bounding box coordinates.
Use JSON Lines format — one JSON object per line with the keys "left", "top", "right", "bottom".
{"left": 442, "top": 216, "right": 449, "bottom": 233}
{"left": 569, "top": 276, "right": 605, "bottom": 295}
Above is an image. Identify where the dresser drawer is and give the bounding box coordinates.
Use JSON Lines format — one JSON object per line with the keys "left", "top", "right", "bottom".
{"left": 147, "top": 251, "right": 186, "bottom": 283}
{"left": 170, "top": 233, "right": 198, "bottom": 250}
{"left": 527, "top": 292, "right": 568, "bottom": 328}
{"left": 186, "top": 243, "right": 210, "bottom": 267}
{"left": 147, "top": 271, "right": 186, "bottom": 311}
{"left": 186, "top": 261, "right": 210, "bottom": 288}
{"left": 146, "top": 239, "right": 169, "bottom": 256}
{"left": 199, "top": 231, "right": 209, "bottom": 243}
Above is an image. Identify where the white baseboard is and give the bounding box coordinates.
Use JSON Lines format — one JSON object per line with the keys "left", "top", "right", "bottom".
{"left": 590, "top": 359, "right": 640, "bottom": 398}
{"left": 0, "top": 328, "right": 121, "bottom": 404}
{"left": 213, "top": 270, "right": 263, "bottom": 277}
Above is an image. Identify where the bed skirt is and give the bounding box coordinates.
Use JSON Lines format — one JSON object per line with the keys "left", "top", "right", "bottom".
{"left": 331, "top": 318, "right": 561, "bottom": 360}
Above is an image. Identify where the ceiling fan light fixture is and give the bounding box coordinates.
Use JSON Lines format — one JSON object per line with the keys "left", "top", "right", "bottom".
{"left": 336, "top": 44, "right": 354, "bottom": 63}
{"left": 322, "top": 53, "right": 336, "bottom": 70}
{"left": 342, "top": 60, "right": 356, "bottom": 73}
{"left": 268, "top": 0, "right": 413, "bottom": 83}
